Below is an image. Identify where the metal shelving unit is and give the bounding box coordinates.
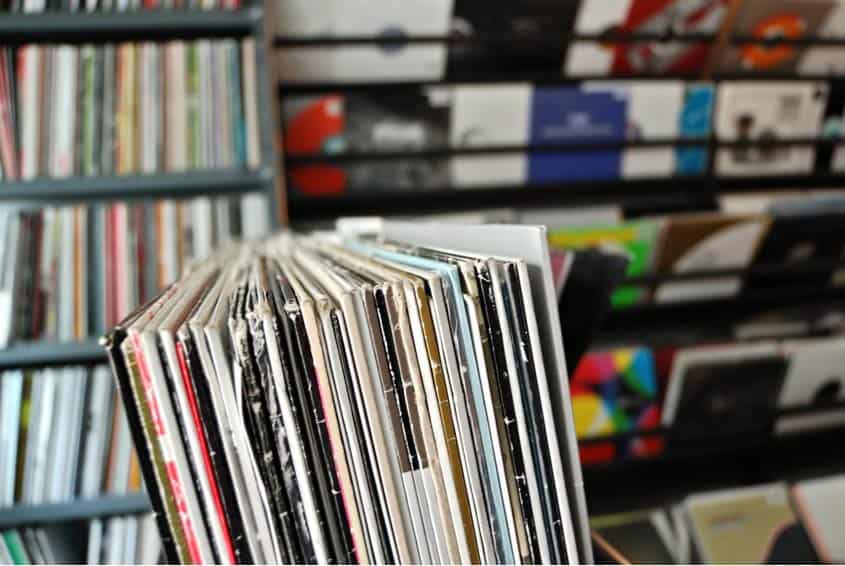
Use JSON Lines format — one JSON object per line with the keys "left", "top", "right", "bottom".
{"left": 0, "top": 341, "right": 106, "bottom": 371}
{"left": 0, "top": 170, "right": 271, "bottom": 203}
{"left": 0, "top": 2, "right": 283, "bottom": 531}
{"left": 0, "top": 494, "right": 151, "bottom": 529}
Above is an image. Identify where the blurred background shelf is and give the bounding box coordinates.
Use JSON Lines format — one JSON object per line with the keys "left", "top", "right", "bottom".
{"left": 0, "top": 494, "right": 151, "bottom": 529}
{"left": 0, "top": 170, "right": 270, "bottom": 203}
{"left": 0, "top": 10, "right": 259, "bottom": 44}
{"left": 0, "top": 341, "right": 106, "bottom": 371}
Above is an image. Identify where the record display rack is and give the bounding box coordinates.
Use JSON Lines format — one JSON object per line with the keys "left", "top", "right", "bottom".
{"left": 584, "top": 423, "right": 845, "bottom": 517}
{"left": 0, "top": 0, "right": 284, "bottom": 530}
{"left": 286, "top": 173, "right": 845, "bottom": 220}
{"left": 0, "top": 494, "right": 151, "bottom": 530}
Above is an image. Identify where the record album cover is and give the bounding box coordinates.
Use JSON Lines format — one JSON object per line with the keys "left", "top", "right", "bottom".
{"left": 565, "top": 0, "right": 731, "bottom": 76}
{"left": 283, "top": 95, "right": 347, "bottom": 196}
{"left": 653, "top": 213, "right": 769, "bottom": 303}
{"left": 685, "top": 483, "right": 819, "bottom": 564}
{"left": 662, "top": 342, "right": 788, "bottom": 428}
{"left": 714, "top": 0, "right": 835, "bottom": 73}
{"left": 792, "top": 475, "right": 845, "bottom": 563}
{"left": 677, "top": 83, "right": 715, "bottom": 175}
{"left": 548, "top": 220, "right": 663, "bottom": 307}
{"left": 277, "top": 0, "right": 453, "bottom": 82}
{"left": 571, "top": 347, "right": 663, "bottom": 464}
{"left": 743, "top": 207, "right": 845, "bottom": 292}
{"left": 776, "top": 337, "right": 845, "bottom": 435}
{"left": 584, "top": 81, "right": 684, "bottom": 178}
{"left": 449, "top": 84, "right": 531, "bottom": 188}
{"left": 449, "top": 0, "right": 578, "bottom": 75}
{"left": 527, "top": 87, "right": 626, "bottom": 183}
{"left": 715, "top": 82, "right": 828, "bottom": 176}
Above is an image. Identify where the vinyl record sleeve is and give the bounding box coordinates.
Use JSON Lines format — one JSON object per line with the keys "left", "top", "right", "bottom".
{"left": 280, "top": 261, "right": 361, "bottom": 563}
{"left": 685, "top": 483, "right": 818, "bottom": 564}
{"left": 250, "top": 260, "right": 328, "bottom": 564}
{"left": 306, "top": 246, "right": 424, "bottom": 564}
{"left": 404, "top": 246, "right": 523, "bottom": 562}
{"left": 103, "top": 298, "right": 183, "bottom": 564}
{"left": 792, "top": 474, "right": 845, "bottom": 563}
{"left": 204, "top": 272, "right": 284, "bottom": 564}
{"left": 176, "top": 331, "right": 242, "bottom": 563}
{"left": 371, "top": 221, "right": 589, "bottom": 563}
{"left": 268, "top": 260, "right": 354, "bottom": 564}
{"left": 661, "top": 342, "right": 788, "bottom": 428}
{"left": 228, "top": 276, "right": 301, "bottom": 563}
{"left": 156, "top": 266, "right": 232, "bottom": 564}
{"left": 283, "top": 261, "right": 369, "bottom": 564}
{"left": 347, "top": 241, "right": 509, "bottom": 563}
{"left": 776, "top": 337, "right": 845, "bottom": 434}
{"left": 340, "top": 247, "right": 482, "bottom": 564}
{"left": 180, "top": 278, "right": 254, "bottom": 564}
{"left": 294, "top": 249, "right": 395, "bottom": 563}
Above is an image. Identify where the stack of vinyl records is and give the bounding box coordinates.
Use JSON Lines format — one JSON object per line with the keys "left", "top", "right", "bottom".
{"left": 0, "top": 39, "right": 260, "bottom": 181}
{"left": 0, "top": 193, "right": 269, "bottom": 348}
{"left": 104, "top": 220, "right": 592, "bottom": 564}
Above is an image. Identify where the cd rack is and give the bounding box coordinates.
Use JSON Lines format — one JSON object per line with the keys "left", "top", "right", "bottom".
{"left": 0, "top": 1, "right": 283, "bottom": 533}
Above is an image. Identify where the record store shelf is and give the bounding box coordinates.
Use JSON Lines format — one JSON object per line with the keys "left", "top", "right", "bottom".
{"left": 0, "top": 9, "right": 260, "bottom": 44}
{"left": 0, "top": 494, "right": 151, "bottom": 529}
{"left": 0, "top": 341, "right": 107, "bottom": 371}
{"left": 0, "top": 170, "right": 270, "bottom": 203}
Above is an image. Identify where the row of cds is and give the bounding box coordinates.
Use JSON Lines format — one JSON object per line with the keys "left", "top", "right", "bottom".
{"left": 1, "top": 515, "right": 160, "bottom": 565}
{"left": 0, "top": 366, "right": 137, "bottom": 507}
{"left": 104, "top": 220, "right": 590, "bottom": 564}
{"left": 0, "top": 39, "right": 261, "bottom": 181}
{"left": 0, "top": 365, "right": 158, "bottom": 564}
{"left": 0, "top": 193, "right": 269, "bottom": 348}
{"left": 1, "top": 0, "right": 239, "bottom": 13}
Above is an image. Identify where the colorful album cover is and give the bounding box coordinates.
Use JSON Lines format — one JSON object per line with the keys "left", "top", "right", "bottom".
{"left": 565, "top": 0, "right": 731, "bottom": 76}
{"left": 661, "top": 342, "right": 788, "bottom": 428}
{"left": 527, "top": 87, "right": 627, "bottom": 183}
{"left": 571, "top": 347, "right": 663, "bottom": 464}
{"left": 714, "top": 82, "right": 828, "bottom": 176}
{"left": 547, "top": 219, "right": 663, "bottom": 307}
{"left": 284, "top": 91, "right": 451, "bottom": 194}
{"left": 677, "top": 83, "right": 715, "bottom": 175}
{"left": 685, "top": 483, "right": 819, "bottom": 564}
{"left": 714, "top": 0, "right": 835, "bottom": 74}
{"left": 283, "top": 95, "right": 347, "bottom": 196}
{"left": 792, "top": 475, "right": 845, "bottom": 563}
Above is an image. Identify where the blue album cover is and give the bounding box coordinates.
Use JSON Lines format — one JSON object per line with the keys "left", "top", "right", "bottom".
{"left": 676, "top": 84, "right": 715, "bottom": 175}
{"left": 528, "top": 87, "right": 626, "bottom": 183}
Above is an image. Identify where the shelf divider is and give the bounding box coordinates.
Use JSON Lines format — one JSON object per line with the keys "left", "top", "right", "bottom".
{"left": 0, "top": 493, "right": 151, "bottom": 529}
